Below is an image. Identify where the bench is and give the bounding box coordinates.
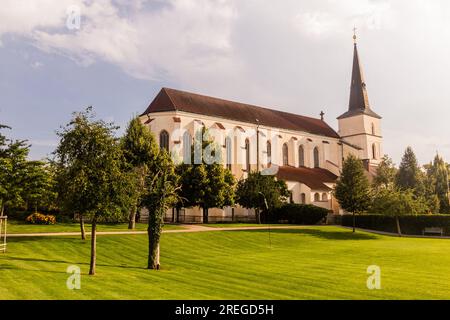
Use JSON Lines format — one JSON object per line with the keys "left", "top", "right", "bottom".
{"left": 422, "top": 227, "right": 444, "bottom": 236}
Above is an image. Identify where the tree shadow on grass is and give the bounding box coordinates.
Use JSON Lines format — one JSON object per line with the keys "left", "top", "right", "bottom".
{"left": 226, "top": 227, "right": 378, "bottom": 240}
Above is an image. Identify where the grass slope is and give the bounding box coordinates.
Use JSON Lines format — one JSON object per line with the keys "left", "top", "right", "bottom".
{"left": 1, "top": 226, "right": 450, "bottom": 299}
{"left": 6, "top": 221, "right": 184, "bottom": 234}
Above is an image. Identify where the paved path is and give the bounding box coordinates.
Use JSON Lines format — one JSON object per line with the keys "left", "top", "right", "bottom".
{"left": 6, "top": 224, "right": 307, "bottom": 238}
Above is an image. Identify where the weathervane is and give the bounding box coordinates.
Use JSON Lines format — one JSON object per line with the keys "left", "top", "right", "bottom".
{"left": 353, "top": 26, "right": 357, "bottom": 44}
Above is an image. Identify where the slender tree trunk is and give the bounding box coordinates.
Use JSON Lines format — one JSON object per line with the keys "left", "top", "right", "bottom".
{"left": 128, "top": 205, "right": 137, "bottom": 230}
{"left": 176, "top": 207, "right": 180, "bottom": 223}
{"left": 0, "top": 200, "right": 4, "bottom": 217}
{"left": 89, "top": 216, "right": 97, "bottom": 275}
{"left": 255, "top": 208, "right": 261, "bottom": 224}
{"left": 147, "top": 225, "right": 161, "bottom": 270}
{"left": 396, "top": 216, "right": 402, "bottom": 237}
{"left": 352, "top": 212, "right": 356, "bottom": 233}
{"left": 202, "top": 206, "right": 209, "bottom": 224}
{"left": 80, "top": 214, "right": 86, "bottom": 240}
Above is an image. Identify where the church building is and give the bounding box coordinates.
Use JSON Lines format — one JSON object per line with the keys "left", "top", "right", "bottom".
{"left": 139, "top": 37, "right": 382, "bottom": 222}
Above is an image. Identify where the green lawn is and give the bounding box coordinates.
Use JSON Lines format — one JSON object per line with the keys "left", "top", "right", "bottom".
{"left": 6, "top": 220, "right": 185, "bottom": 234}
{"left": 201, "top": 223, "right": 296, "bottom": 228}
{"left": 1, "top": 226, "right": 450, "bottom": 299}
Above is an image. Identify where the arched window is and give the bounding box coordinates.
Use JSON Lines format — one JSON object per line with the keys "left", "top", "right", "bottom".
{"left": 313, "top": 147, "right": 320, "bottom": 168}
{"left": 245, "top": 138, "right": 250, "bottom": 172}
{"left": 183, "top": 131, "right": 192, "bottom": 164}
{"left": 159, "top": 130, "right": 169, "bottom": 151}
{"left": 300, "top": 193, "right": 306, "bottom": 204}
{"left": 372, "top": 143, "right": 377, "bottom": 160}
{"left": 314, "top": 193, "right": 320, "bottom": 202}
{"left": 266, "top": 141, "right": 272, "bottom": 165}
{"left": 282, "top": 143, "right": 289, "bottom": 166}
{"left": 322, "top": 193, "right": 328, "bottom": 201}
{"left": 298, "top": 145, "right": 305, "bottom": 167}
{"left": 371, "top": 123, "right": 375, "bottom": 135}
{"left": 225, "top": 136, "right": 232, "bottom": 170}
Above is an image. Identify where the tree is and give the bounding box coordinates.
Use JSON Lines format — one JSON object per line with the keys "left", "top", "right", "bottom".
{"left": 55, "top": 107, "right": 133, "bottom": 275}
{"left": 373, "top": 155, "right": 397, "bottom": 190}
{"left": 236, "top": 171, "right": 289, "bottom": 223}
{"left": 141, "top": 150, "right": 179, "bottom": 269}
{"left": 121, "top": 117, "right": 159, "bottom": 229}
{"left": 370, "top": 188, "right": 428, "bottom": 236}
{"left": 334, "top": 154, "right": 371, "bottom": 232}
{"left": 176, "top": 128, "right": 235, "bottom": 223}
{"left": 425, "top": 154, "right": 450, "bottom": 213}
{"left": 395, "top": 146, "right": 425, "bottom": 196}
{"left": 0, "top": 139, "right": 30, "bottom": 216}
{"left": 22, "top": 161, "right": 57, "bottom": 213}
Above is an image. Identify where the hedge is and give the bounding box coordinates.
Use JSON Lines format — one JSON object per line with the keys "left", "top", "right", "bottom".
{"left": 265, "top": 203, "right": 329, "bottom": 225}
{"left": 341, "top": 214, "right": 450, "bottom": 235}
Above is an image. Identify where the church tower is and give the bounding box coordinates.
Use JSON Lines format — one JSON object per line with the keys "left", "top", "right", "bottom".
{"left": 338, "top": 33, "right": 382, "bottom": 165}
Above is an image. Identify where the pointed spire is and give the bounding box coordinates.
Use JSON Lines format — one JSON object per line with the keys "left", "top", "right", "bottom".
{"left": 337, "top": 31, "right": 381, "bottom": 119}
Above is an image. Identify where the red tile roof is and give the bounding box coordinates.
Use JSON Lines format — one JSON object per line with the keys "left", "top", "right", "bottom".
{"left": 276, "top": 166, "right": 338, "bottom": 191}
{"left": 142, "top": 88, "right": 340, "bottom": 139}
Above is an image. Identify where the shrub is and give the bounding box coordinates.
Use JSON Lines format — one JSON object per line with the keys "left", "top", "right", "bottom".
{"left": 267, "top": 203, "right": 329, "bottom": 225}
{"left": 25, "top": 213, "right": 56, "bottom": 225}
{"left": 342, "top": 214, "right": 450, "bottom": 235}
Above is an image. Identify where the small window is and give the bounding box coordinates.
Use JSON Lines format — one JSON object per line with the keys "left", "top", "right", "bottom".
{"left": 245, "top": 138, "right": 250, "bottom": 172}
{"left": 372, "top": 143, "right": 377, "bottom": 160}
{"left": 298, "top": 145, "right": 305, "bottom": 167}
{"left": 159, "top": 130, "right": 169, "bottom": 151}
{"left": 313, "top": 147, "right": 320, "bottom": 168}
{"left": 322, "top": 193, "right": 328, "bottom": 201}
{"left": 225, "top": 136, "right": 232, "bottom": 170}
{"left": 282, "top": 143, "right": 289, "bottom": 166}
{"left": 371, "top": 123, "right": 375, "bottom": 135}
{"left": 267, "top": 141, "right": 272, "bottom": 165}
{"left": 314, "top": 193, "right": 320, "bottom": 202}
{"left": 183, "top": 131, "right": 192, "bottom": 164}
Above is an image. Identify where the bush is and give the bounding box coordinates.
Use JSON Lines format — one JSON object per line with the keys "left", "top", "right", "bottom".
{"left": 267, "top": 203, "right": 329, "bottom": 225}
{"left": 342, "top": 214, "right": 450, "bottom": 235}
{"left": 25, "top": 213, "right": 56, "bottom": 225}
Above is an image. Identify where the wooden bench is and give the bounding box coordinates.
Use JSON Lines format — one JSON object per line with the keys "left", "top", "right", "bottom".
{"left": 422, "top": 227, "right": 444, "bottom": 236}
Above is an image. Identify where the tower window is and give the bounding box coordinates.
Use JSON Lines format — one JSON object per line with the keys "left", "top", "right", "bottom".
{"left": 371, "top": 123, "right": 375, "bottom": 135}
{"left": 372, "top": 143, "right": 377, "bottom": 160}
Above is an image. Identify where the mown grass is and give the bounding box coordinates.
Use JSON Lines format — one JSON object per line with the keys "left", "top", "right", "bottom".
{"left": 6, "top": 221, "right": 185, "bottom": 234}
{"left": 1, "top": 226, "right": 450, "bottom": 299}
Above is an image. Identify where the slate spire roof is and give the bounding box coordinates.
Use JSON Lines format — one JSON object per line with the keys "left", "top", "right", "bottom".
{"left": 337, "top": 41, "right": 381, "bottom": 120}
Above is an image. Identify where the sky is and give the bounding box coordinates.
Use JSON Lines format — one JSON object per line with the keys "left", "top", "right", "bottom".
{"left": 1, "top": 0, "right": 450, "bottom": 165}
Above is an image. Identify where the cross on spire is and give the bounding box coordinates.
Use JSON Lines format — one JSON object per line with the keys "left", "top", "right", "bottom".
{"left": 353, "top": 26, "right": 357, "bottom": 43}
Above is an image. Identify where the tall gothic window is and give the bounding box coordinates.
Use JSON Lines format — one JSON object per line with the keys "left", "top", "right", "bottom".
{"left": 245, "top": 138, "right": 250, "bottom": 172}
{"left": 372, "top": 143, "right": 377, "bottom": 159}
{"left": 159, "top": 130, "right": 169, "bottom": 152}
{"left": 298, "top": 145, "right": 305, "bottom": 167}
{"left": 282, "top": 143, "right": 288, "bottom": 166}
{"left": 300, "top": 193, "right": 306, "bottom": 204}
{"left": 225, "top": 136, "right": 232, "bottom": 170}
{"left": 267, "top": 141, "right": 272, "bottom": 165}
{"left": 313, "top": 147, "right": 320, "bottom": 168}
{"left": 183, "top": 131, "right": 192, "bottom": 164}
{"left": 371, "top": 123, "right": 375, "bottom": 135}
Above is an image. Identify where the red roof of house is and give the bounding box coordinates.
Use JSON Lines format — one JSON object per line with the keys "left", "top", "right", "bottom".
{"left": 142, "top": 88, "right": 340, "bottom": 139}
{"left": 276, "top": 166, "right": 338, "bottom": 191}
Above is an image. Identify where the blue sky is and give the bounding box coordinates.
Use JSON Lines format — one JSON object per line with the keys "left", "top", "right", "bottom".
{"left": 2, "top": 0, "right": 450, "bottom": 165}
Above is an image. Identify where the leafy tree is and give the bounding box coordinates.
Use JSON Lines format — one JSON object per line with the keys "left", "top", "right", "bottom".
{"left": 55, "top": 107, "right": 134, "bottom": 275}
{"left": 141, "top": 150, "right": 180, "bottom": 269}
{"left": 176, "top": 128, "right": 235, "bottom": 223}
{"left": 236, "top": 171, "right": 289, "bottom": 223}
{"left": 0, "top": 139, "right": 30, "bottom": 216}
{"left": 121, "top": 117, "right": 159, "bottom": 229}
{"left": 373, "top": 155, "right": 397, "bottom": 190}
{"left": 334, "top": 154, "right": 371, "bottom": 232}
{"left": 370, "top": 188, "right": 428, "bottom": 236}
{"left": 425, "top": 154, "right": 450, "bottom": 213}
{"left": 22, "top": 160, "right": 57, "bottom": 213}
{"left": 395, "top": 146, "right": 425, "bottom": 196}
